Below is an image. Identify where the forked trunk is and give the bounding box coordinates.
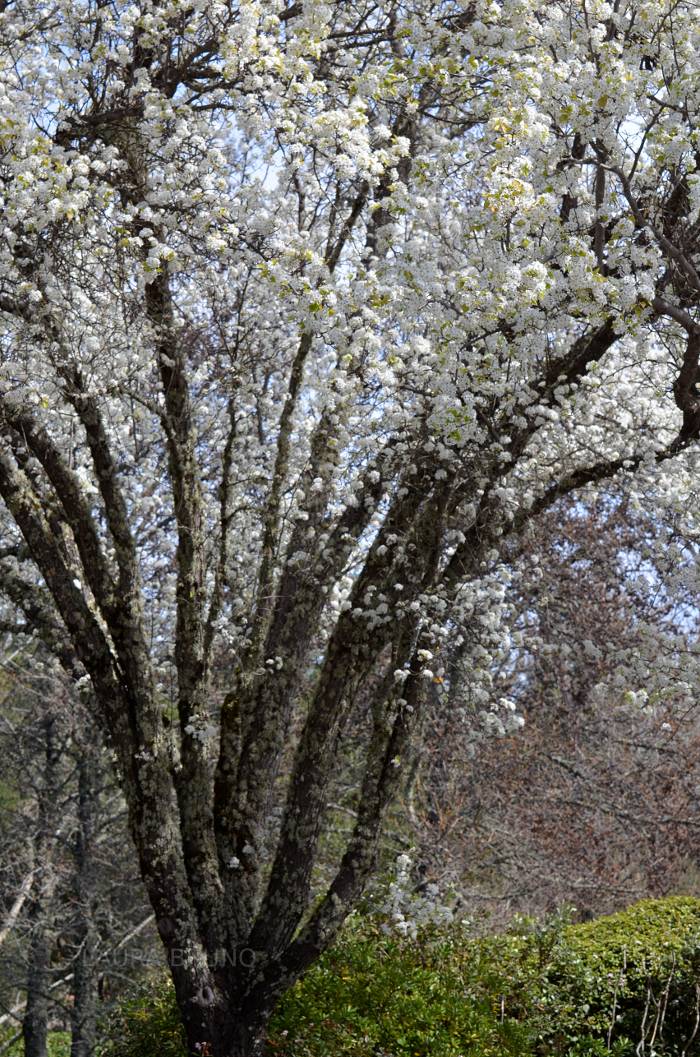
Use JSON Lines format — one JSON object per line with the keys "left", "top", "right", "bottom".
{"left": 211, "top": 1012, "right": 270, "bottom": 1057}
{"left": 177, "top": 976, "right": 272, "bottom": 1057}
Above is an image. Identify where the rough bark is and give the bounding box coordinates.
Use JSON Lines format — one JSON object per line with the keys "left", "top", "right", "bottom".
{"left": 70, "top": 747, "right": 100, "bottom": 1057}
{"left": 22, "top": 715, "right": 60, "bottom": 1057}
{"left": 23, "top": 925, "right": 51, "bottom": 1057}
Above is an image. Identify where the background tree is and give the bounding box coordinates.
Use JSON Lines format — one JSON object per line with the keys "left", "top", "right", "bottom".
{"left": 0, "top": 650, "right": 157, "bottom": 1057}
{"left": 412, "top": 490, "right": 700, "bottom": 918}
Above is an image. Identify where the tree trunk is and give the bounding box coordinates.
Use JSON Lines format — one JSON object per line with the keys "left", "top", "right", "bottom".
{"left": 214, "top": 1013, "right": 270, "bottom": 1057}
{"left": 176, "top": 978, "right": 272, "bottom": 1057}
{"left": 23, "top": 922, "right": 51, "bottom": 1057}
{"left": 23, "top": 713, "right": 60, "bottom": 1057}
{"left": 71, "top": 931, "right": 98, "bottom": 1057}
{"left": 70, "top": 749, "right": 100, "bottom": 1057}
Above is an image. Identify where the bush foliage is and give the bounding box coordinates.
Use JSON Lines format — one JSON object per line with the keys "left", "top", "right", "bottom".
{"left": 0, "top": 1029, "right": 70, "bottom": 1057}
{"left": 98, "top": 897, "right": 700, "bottom": 1057}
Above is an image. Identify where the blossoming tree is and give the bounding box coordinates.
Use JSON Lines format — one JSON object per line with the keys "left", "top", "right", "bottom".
{"left": 1, "top": 0, "right": 700, "bottom": 1053}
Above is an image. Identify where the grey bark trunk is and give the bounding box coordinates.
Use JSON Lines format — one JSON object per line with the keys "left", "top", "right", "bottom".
{"left": 23, "top": 922, "right": 51, "bottom": 1057}
{"left": 70, "top": 749, "right": 100, "bottom": 1057}
{"left": 23, "top": 714, "right": 60, "bottom": 1057}
{"left": 193, "top": 1008, "right": 270, "bottom": 1057}
{"left": 172, "top": 965, "right": 273, "bottom": 1057}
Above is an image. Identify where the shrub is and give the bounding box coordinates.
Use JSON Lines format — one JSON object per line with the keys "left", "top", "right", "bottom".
{"left": 0, "top": 1029, "right": 71, "bottom": 1057}
{"left": 96, "top": 897, "right": 700, "bottom": 1057}
{"left": 544, "top": 897, "right": 700, "bottom": 1054}
{"left": 267, "top": 919, "right": 536, "bottom": 1056}
{"left": 98, "top": 973, "right": 185, "bottom": 1057}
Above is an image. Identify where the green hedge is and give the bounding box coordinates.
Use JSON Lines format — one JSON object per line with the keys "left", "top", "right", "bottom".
{"left": 97, "top": 897, "right": 700, "bottom": 1057}
{"left": 267, "top": 921, "right": 534, "bottom": 1057}
{"left": 544, "top": 897, "right": 700, "bottom": 1053}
